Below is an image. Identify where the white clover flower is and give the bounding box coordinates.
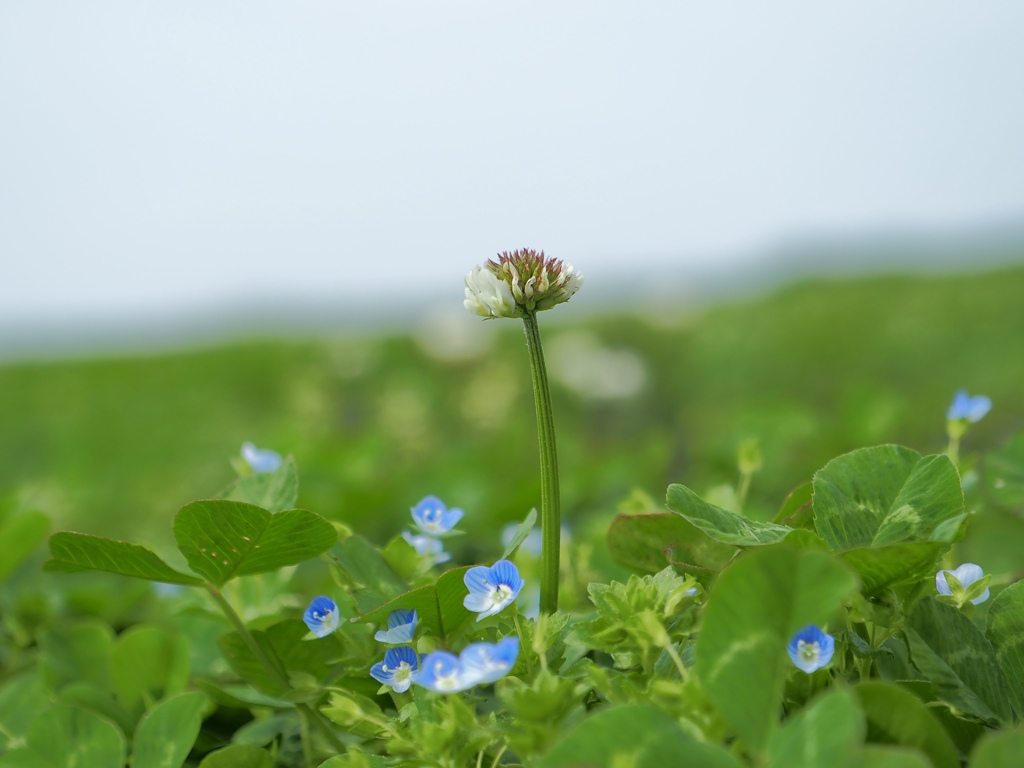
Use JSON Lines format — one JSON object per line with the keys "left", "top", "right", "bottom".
{"left": 464, "top": 265, "right": 518, "bottom": 319}
{"left": 464, "top": 249, "right": 583, "bottom": 319}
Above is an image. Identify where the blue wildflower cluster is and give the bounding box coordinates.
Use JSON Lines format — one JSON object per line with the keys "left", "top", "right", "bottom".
{"left": 416, "top": 637, "right": 520, "bottom": 692}
{"left": 401, "top": 495, "right": 463, "bottom": 566}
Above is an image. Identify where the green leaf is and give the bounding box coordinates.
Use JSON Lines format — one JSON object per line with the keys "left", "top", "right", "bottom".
{"left": 43, "top": 532, "right": 203, "bottom": 585}
{"left": 838, "top": 542, "right": 948, "bottom": 595}
{"left": 318, "top": 755, "right": 389, "bottom": 768}
{"left": 222, "top": 457, "right": 298, "bottom": 512}
{"left": 667, "top": 483, "right": 796, "bottom": 547}
{"left": 132, "top": 692, "right": 207, "bottom": 768}
{"left": 773, "top": 482, "right": 815, "bottom": 527}
{"left": 812, "top": 446, "right": 963, "bottom": 551}
{"left": 852, "top": 681, "right": 959, "bottom": 768}
{"left": 55, "top": 683, "right": 134, "bottom": 739}
{"left": 537, "top": 704, "right": 743, "bottom": 768}
{"left": 984, "top": 432, "right": 1024, "bottom": 512}
{"left": 330, "top": 535, "right": 408, "bottom": 613}
{"left": 23, "top": 706, "right": 126, "bottom": 768}
{"left": 500, "top": 508, "right": 538, "bottom": 560}
{"left": 219, "top": 620, "right": 343, "bottom": 697}
{"left": 197, "top": 745, "right": 274, "bottom": 768}
{"left": 436, "top": 565, "right": 475, "bottom": 634}
{"left": 111, "top": 625, "right": 191, "bottom": 719}
{"left": 0, "top": 673, "right": 48, "bottom": 751}
{"left": 0, "top": 511, "right": 48, "bottom": 584}
{"left": 606, "top": 512, "right": 736, "bottom": 575}
{"left": 39, "top": 621, "right": 113, "bottom": 693}
{"left": 985, "top": 580, "right": 1024, "bottom": 719}
{"left": 357, "top": 565, "right": 474, "bottom": 639}
{"left": 173, "top": 500, "right": 337, "bottom": 586}
{"left": 849, "top": 746, "right": 930, "bottom": 768}
{"left": 969, "top": 727, "right": 1024, "bottom": 768}
{"left": 694, "top": 547, "right": 858, "bottom": 754}
{"left": 905, "top": 596, "right": 1011, "bottom": 723}
{"left": 767, "top": 689, "right": 865, "bottom": 768}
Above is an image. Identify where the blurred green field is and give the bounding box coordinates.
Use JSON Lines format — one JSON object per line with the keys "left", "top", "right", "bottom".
{"left": 2, "top": 265, "right": 1023, "bottom": 572}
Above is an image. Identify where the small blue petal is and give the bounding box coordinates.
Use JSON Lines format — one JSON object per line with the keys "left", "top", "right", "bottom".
{"left": 370, "top": 646, "right": 419, "bottom": 693}
{"left": 241, "top": 441, "right": 283, "bottom": 473}
{"left": 787, "top": 625, "right": 834, "bottom": 674}
{"left": 460, "top": 637, "right": 519, "bottom": 686}
{"left": 374, "top": 609, "right": 419, "bottom": 644}
{"left": 413, "top": 650, "right": 471, "bottom": 693}
{"left": 936, "top": 563, "right": 990, "bottom": 604}
{"left": 402, "top": 530, "right": 451, "bottom": 565}
{"left": 463, "top": 560, "right": 525, "bottom": 621}
{"left": 303, "top": 596, "right": 340, "bottom": 638}
{"left": 948, "top": 390, "right": 992, "bottom": 423}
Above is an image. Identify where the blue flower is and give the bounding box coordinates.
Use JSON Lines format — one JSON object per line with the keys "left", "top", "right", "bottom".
{"left": 460, "top": 637, "right": 519, "bottom": 686}
{"left": 370, "top": 646, "right": 419, "bottom": 693}
{"left": 375, "top": 609, "right": 418, "bottom": 644}
{"left": 936, "top": 562, "right": 990, "bottom": 605}
{"left": 303, "top": 596, "right": 340, "bottom": 638}
{"left": 947, "top": 390, "right": 992, "bottom": 423}
{"left": 411, "top": 495, "right": 464, "bottom": 536}
{"left": 241, "top": 441, "right": 283, "bottom": 473}
{"left": 402, "top": 530, "right": 451, "bottom": 565}
{"left": 463, "top": 559, "right": 524, "bottom": 621}
{"left": 413, "top": 639, "right": 520, "bottom": 693}
{"left": 787, "top": 625, "right": 835, "bottom": 674}
{"left": 413, "top": 650, "right": 469, "bottom": 693}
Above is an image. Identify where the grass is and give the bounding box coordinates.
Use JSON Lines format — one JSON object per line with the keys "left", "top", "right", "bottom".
{"left": 2, "top": 264, "right": 1023, "bottom": 570}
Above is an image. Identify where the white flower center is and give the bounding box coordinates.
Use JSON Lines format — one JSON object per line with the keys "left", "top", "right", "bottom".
{"left": 798, "top": 640, "right": 820, "bottom": 664}
{"left": 486, "top": 583, "right": 514, "bottom": 610}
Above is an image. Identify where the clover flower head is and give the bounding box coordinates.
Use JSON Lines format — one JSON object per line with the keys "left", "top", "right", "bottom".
{"left": 936, "top": 562, "right": 990, "bottom": 605}
{"left": 303, "top": 596, "right": 340, "bottom": 638}
{"left": 787, "top": 625, "right": 835, "bottom": 674}
{"left": 375, "top": 609, "right": 418, "bottom": 644}
{"left": 463, "top": 559, "right": 524, "bottom": 621}
{"left": 464, "top": 249, "right": 583, "bottom": 319}
{"left": 241, "top": 441, "right": 283, "bottom": 473}
{"left": 460, "top": 637, "right": 520, "bottom": 686}
{"left": 411, "top": 495, "right": 464, "bottom": 536}
{"left": 402, "top": 530, "right": 451, "bottom": 565}
{"left": 413, "top": 650, "right": 468, "bottom": 693}
{"left": 370, "top": 646, "right": 419, "bottom": 693}
{"left": 947, "top": 390, "right": 992, "bottom": 423}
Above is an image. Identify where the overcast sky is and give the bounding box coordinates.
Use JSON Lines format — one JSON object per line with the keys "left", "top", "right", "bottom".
{"left": 2, "top": 2, "right": 1023, "bottom": 332}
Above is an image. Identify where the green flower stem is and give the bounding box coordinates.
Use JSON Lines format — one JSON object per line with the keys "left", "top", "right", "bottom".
{"left": 206, "top": 585, "right": 346, "bottom": 755}
{"left": 512, "top": 611, "right": 536, "bottom": 678}
{"left": 522, "top": 310, "right": 561, "bottom": 614}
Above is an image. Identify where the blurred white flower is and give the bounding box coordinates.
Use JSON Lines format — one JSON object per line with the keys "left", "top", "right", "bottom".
{"left": 548, "top": 331, "right": 647, "bottom": 400}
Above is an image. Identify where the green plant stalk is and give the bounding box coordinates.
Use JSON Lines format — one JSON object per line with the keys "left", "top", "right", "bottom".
{"left": 207, "top": 585, "right": 346, "bottom": 755}
{"left": 522, "top": 311, "right": 561, "bottom": 614}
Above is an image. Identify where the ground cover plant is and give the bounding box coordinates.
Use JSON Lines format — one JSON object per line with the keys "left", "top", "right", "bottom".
{"left": 2, "top": 255, "right": 1024, "bottom": 766}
